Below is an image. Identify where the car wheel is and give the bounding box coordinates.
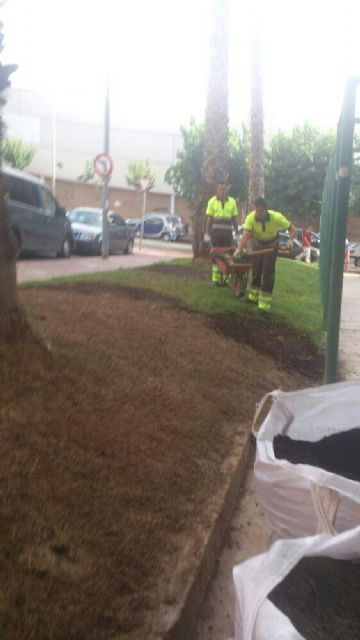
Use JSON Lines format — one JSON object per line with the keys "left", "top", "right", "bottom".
{"left": 162, "top": 233, "right": 171, "bottom": 242}
{"left": 355, "top": 257, "right": 360, "bottom": 268}
{"left": 124, "top": 239, "right": 134, "bottom": 255}
{"left": 58, "top": 236, "right": 72, "bottom": 259}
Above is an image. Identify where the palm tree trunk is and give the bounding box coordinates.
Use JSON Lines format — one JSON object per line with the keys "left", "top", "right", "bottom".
{"left": 191, "top": 189, "right": 213, "bottom": 258}
{"left": 248, "top": 41, "right": 265, "bottom": 209}
{"left": 193, "top": 0, "right": 230, "bottom": 258}
{"left": 202, "top": 0, "right": 229, "bottom": 186}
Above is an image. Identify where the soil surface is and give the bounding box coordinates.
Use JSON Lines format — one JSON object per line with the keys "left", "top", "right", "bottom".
{"left": 274, "top": 428, "right": 360, "bottom": 482}
{"left": 209, "top": 314, "right": 322, "bottom": 379}
{"left": 269, "top": 556, "right": 360, "bottom": 639}
{"left": 0, "top": 282, "right": 315, "bottom": 639}
{"left": 50, "top": 277, "right": 324, "bottom": 380}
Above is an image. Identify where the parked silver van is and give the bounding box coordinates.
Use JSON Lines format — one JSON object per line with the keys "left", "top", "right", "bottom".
{"left": 126, "top": 213, "right": 184, "bottom": 241}
{"left": 0, "top": 167, "right": 74, "bottom": 258}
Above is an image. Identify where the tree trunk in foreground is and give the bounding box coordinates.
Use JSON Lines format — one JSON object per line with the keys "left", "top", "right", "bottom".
{"left": 0, "top": 181, "right": 24, "bottom": 339}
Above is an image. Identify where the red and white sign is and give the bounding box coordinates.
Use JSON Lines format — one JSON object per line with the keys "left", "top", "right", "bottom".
{"left": 94, "top": 153, "right": 113, "bottom": 178}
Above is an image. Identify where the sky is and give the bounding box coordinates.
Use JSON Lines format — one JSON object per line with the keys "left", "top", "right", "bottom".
{"left": 1, "top": 0, "right": 359, "bottom": 133}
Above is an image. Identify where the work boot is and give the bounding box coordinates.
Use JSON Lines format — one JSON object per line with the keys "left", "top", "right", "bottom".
{"left": 258, "top": 292, "right": 272, "bottom": 313}
{"left": 247, "top": 288, "right": 260, "bottom": 304}
{"left": 258, "top": 307, "right": 270, "bottom": 316}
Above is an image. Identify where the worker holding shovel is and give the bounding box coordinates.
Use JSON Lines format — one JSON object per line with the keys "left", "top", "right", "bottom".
{"left": 234, "top": 198, "right": 295, "bottom": 313}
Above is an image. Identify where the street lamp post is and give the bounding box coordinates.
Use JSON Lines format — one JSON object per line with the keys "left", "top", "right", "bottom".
{"left": 52, "top": 94, "right": 57, "bottom": 194}
{"left": 139, "top": 178, "right": 152, "bottom": 251}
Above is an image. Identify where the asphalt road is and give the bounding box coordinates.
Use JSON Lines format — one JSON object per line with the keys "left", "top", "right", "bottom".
{"left": 17, "top": 240, "right": 192, "bottom": 283}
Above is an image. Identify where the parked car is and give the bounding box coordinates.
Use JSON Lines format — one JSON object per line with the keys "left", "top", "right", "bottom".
{"left": 125, "top": 213, "right": 184, "bottom": 241}
{"left": 68, "top": 207, "right": 135, "bottom": 255}
{"left": 0, "top": 166, "right": 73, "bottom": 258}
{"left": 126, "top": 218, "right": 141, "bottom": 232}
{"left": 349, "top": 242, "right": 360, "bottom": 267}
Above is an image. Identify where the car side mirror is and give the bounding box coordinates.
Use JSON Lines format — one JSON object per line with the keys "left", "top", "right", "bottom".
{"left": 56, "top": 206, "right": 66, "bottom": 217}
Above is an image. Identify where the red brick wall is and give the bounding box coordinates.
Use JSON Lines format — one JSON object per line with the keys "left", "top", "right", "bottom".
{"left": 347, "top": 216, "right": 360, "bottom": 241}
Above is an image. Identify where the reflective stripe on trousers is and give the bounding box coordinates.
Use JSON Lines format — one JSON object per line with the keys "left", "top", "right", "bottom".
{"left": 258, "top": 291, "right": 272, "bottom": 312}
{"left": 212, "top": 263, "right": 222, "bottom": 282}
{"left": 247, "top": 287, "right": 260, "bottom": 302}
{"left": 212, "top": 263, "right": 229, "bottom": 285}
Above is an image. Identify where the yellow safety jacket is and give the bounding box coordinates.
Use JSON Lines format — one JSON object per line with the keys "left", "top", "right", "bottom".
{"left": 206, "top": 196, "right": 238, "bottom": 229}
{"left": 244, "top": 210, "right": 291, "bottom": 243}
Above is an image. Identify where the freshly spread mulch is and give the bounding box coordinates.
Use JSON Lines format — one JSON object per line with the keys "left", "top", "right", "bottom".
{"left": 0, "top": 282, "right": 314, "bottom": 639}
{"left": 210, "top": 313, "right": 322, "bottom": 380}
{"left": 269, "top": 556, "right": 360, "bottom": 639}
{"left": 273, "top": 428, "right": 360, "bottom": 482}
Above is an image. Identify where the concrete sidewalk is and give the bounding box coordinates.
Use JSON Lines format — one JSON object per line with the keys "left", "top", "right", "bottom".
{"left": 16, "top": 247, "right": 187, "bottom": 283}
{"left": 339, "top": 273, "right": 360, "bottom": 379}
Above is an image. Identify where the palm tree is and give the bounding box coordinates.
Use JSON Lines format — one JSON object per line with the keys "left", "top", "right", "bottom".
{"left": 193, "top": 0, "right": 229, "bottom": 257}
{"left": 248, "top": 41, "right": 265, "bottom": 209}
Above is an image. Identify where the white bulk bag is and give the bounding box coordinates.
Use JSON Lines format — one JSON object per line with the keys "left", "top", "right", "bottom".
{"left": 233, "top": 525, "right": 360, "bottom": 640}
{"left": 254, "top": 381, "right": 360, "bottom": 538}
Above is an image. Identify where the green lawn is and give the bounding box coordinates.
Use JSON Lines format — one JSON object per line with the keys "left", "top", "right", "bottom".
{"left": 23, "top": 257, "right": 323, "bottom": 344}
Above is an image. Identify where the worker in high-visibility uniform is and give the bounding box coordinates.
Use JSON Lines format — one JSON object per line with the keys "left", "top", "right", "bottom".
{"left": 204, "top": 182, "right": 238, "bottom": 285}
{"left": 235, "top": 197, "right": 295, "bottom": 312}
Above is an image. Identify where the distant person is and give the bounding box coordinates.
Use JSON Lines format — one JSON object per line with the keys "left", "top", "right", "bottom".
{"left": 204, "top": 182, "right": 238, "bottom": 285}
{"left": 296, "top": 224, "right": 312, "bottom": 264}
{"left": 234, "top": 198, "right": 295, "bottom": 313}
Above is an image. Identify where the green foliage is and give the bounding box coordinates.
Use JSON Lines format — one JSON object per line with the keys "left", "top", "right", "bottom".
{"left": 126, "top": 159, "right": 155, "bottom": 190}
{"left": 165, "top": 120, "right": 250, "bottom": 206}
{"left": 77, "top": 158, "right": 97, "bottom": 183}
{"left": 350, "top": 160, "right": 360, "bottom": 215}
{"left": 349, "top": 135, "right": 360, "bottom": 215}
{"left": 265, "top": 123, "right": 335, "bottom": 222}
{"left": 166, "top": 120, "right": 360, "bottom": 222}
{"left": 228, "top": 125, "right": 250, "bottom": 202}
{"left": 165, "top": 120, "right": 203, "bottom": 204}
{"left": 0, "top": 137, "right": 35, "bottom": 169}
{"left": 77, "top": 157, "right": 103, "bottom": 205}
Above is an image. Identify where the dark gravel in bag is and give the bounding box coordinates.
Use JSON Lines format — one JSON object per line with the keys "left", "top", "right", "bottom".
{"left": 273, "top": 427, "right": 360, "bottom": 482}
{"left": 269, "top": 556, "right": 360, "bottom": 640}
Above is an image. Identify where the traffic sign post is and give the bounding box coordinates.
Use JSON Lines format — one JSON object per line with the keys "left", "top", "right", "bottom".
{"left": 139, "top": 178, "right": 153, "bottom": 251}
{"left": 98, "top": 78, "right": 112, "bottom": 259}
{"left": 94, "top": 152, "right": 113, "bottom": 179}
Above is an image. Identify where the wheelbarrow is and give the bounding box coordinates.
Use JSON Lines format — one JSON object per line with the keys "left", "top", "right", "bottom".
{"left": 210, "top": 245, "right": 289, "bottom": 298}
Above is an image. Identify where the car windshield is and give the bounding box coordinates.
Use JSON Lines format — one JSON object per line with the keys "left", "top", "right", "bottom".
{"left": 69, "top": 210, "right": 102, "bottom": 226}
{"left": 166, "top": 216, "right": 179, "bottom": 224}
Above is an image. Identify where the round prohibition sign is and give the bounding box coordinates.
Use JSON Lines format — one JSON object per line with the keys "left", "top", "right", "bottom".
{"left": 94, "top": 153, "right": 113, "bottom": 178}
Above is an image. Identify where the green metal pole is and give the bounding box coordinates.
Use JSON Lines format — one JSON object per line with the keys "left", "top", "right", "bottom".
{"left": 323, "top": 152, "right": 338, "bottom": 329}
{"left": 321, "top": 148, "right": 337, "bottom": 329}
{"left": 324, "top": 78, "right": 357, "bottom": 383}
